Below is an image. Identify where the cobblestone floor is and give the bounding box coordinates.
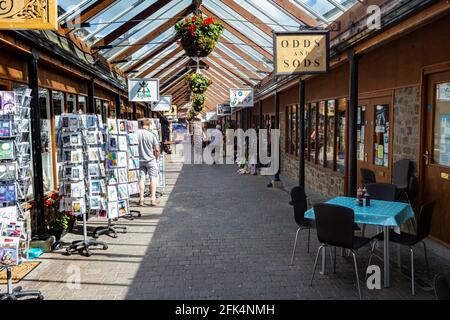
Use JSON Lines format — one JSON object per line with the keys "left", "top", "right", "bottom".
{"left": 10, "top": 151, "right": 450, "bottom": 300}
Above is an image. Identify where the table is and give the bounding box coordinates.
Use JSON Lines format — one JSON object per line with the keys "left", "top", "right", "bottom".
{"left": 304, "top": 197, "right": 415, "bottom": 288}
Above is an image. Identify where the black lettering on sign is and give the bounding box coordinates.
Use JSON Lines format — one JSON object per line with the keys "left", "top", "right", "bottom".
{"left": 0, "top": 0, "right": 13, "bottom": 16}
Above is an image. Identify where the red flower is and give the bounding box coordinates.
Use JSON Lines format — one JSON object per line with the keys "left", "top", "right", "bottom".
{"left": 204, "top": 17, "right": 214, "bottom": 25}
{"left": 44, "top": 199, "right": 53, "bottom": 206}
{"left": 189, "top": 25, "right": 197, "bottom": 36}
{"left": 192, "top": 16, "right": 197, "bottom": 22}
{"left": 50, "top": 193, "right": 58, "bottom": 200}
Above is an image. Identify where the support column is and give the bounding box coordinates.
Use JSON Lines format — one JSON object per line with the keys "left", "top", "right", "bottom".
{"left": 132, "top": 102, "right": 137, "bottom": 120}
{"left": 259, "top": 100, "right": 263, "bottom": 129}
{"left": 348, "top": 51, "right": 360, "bottom": 197}
{"left": 299, "top": 79, "right": 306, "bottom": 188}
{"left": 274, "top": 91, "right": 281, "bottom": 182}
{"left": 28, "top": 49, "right": 46, "bottom": 239}
{"left": 115, "top": 94, "right": 121, "bottom": 119}
{"left": 87, "top": 79, "right": 95, "bottom": 114}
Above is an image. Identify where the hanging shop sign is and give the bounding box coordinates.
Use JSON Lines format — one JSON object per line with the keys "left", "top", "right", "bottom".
{"left": 128, "top": 78, "right": 160, "bottom": 103}
{"left": 273, "top": 31, "right": 330, "bottom": 76}
{"left": 217, "top": 103, "right": 232, "bottom": 116}
{"left": 151, "top": 95, "right": 172, "bottom": 112}
{"left": 230, "top": 88, "right": 254, "bottom": 108}
{"left": 0, "top": 0, "right": 58, "bottom": 29}
{"left": 206, "top": 112, "right": 218, "bottom": 122}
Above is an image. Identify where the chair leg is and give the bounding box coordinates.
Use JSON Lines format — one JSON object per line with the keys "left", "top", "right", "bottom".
{"left": 351, "top": 251, "right": 362, "bottom": 300}
{"left": 361, "top": 224, "right": 366, "bottom": 238}
{"left": 328, "top": 247, "right": 336, "bottom": 274}
{"left": 290, "top": 228, "right": 301, "bottom": 266}
{"left": 307, "top": 228, "right": 311, "bottom": 254}
{"left": 422, "top": 241, "right": 431, "bottom": 280}
{"left": 310, "top": 245, "right": 324, "bottom": 286}
{"left": 410, "top": 247, "right": 415, "bottom": 296}
{"left": 366, "top": 240, "right": 377, "bottom": 280}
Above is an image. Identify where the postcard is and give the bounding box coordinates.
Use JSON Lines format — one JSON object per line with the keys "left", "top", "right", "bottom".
{"left": 99, "top": 163, "right": 106, "bottom": 177}
{"left": 117, "top": 184, "right": 129, "bottom": 200}
{"left": 108, "top": 135, "right": 118, "bottom": 150}
{"left": 118, "top": 120, "right": 127, "bottom": 135}
{"left": 128, "top": 182, "right": 139, "bottom": 196}
{"left": 88, "top": 148, "right": 100, "bottom": 162}
{"left": 117, "top": 152, "right": 128, "bottom": 168}
{"left": 89, "top": 196, "right": 102, "bottom": 210}
{"left": 127, "top": 121, "right": 138, "bottom": 133}
{"left": 68, "top": 115, "right": 80, "bottom": 129}
{"left": 0, "top": 207, "right": 17, "bottom": 221}
{"left": 90, "top": 180, "right": 101, "bottom": 195}
{"left": 71, "top": 199, "right": 85, "bottom": 216}
{"left": 86, "top": 132, "right": 98, "bottom": 145}
{"left": 118, "top": 168, "right": 128, "bottom": 184}
{"left": 127, "top": 170, "right": 138, "bottom": 182}
{"left": 0, "top": 141, "right": 14, "bottom": 160}
{"left": 71, "top": 182, "right": 85, "bottom": 198}
{"left": 107, "top": 119, "right": 118, "bottom": 134}
{"left": 107, "top": 202, "right": 119, "bottom": 219}
{"left": 107, "top": 185, "right": 118, "bottom": 202}
{"left": 130, "top": 146, "right": 140, "bottom": 158}
{"left": 0, "top": 162, "right": 17, "bottom": 181}
{"left": 107, "top": 169, "right": 118, "bottom": 185}
{"left": 98, "top": 210, "right": 107, "bottom": 219}
{"left": 0, "top": 221, "right": 24, "bottom": 238}
{"left": 88, "top": 164, "right": 100, "bottom": 178}
{"left": 118, "top": 135, "right": 128, "bottom": 151}
{"left": 0, "top": 120, "right": 12, "bottom": 137}
{"left": 0, "top": 184, "right": 16, "bottom": 203}
{"left": 0, "top": 91, "right": 16, "bottom": 115}
{"left": 0, "top": 237, "right": 19, "bottom": 266}
{"left": 87, "top": 115, "right": 98, "bottom": 129}
{"left": 118, "top": 200, "right": 128, "bottom": 217}
{"left": 128, "top": 133, "right": 138, "bottom": 145}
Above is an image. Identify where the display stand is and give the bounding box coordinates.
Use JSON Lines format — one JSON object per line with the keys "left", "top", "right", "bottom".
{"left": 124, "top": 120, "right": 141, "bottom": 218}
{"left": 56, "top": 114, "right": 108, "bottom": 257}
{"left": 0, "top": 89, "right": 43, "bottom": 300}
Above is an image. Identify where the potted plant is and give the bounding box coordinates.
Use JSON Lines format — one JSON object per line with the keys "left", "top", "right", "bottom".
{"left": 186, "top": 73, "right": 212, "bottom": 94}
{"left": 192, "top": 94, "right": 205, "bottom": 113}
{"left": 175, "top": 15, "right": 224, "bottom": 57}
{"left": 45, "top": 193, "right": 75, "bottom": 241}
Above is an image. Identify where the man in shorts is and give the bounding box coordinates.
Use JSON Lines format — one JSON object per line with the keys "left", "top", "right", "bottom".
{"left": 137, "top": 119, "right": 160, "bottom": 206}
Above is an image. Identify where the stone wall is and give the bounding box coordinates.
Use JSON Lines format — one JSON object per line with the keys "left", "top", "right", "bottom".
{"left": 393, "top": 86, "right": 420, "bottom": 175}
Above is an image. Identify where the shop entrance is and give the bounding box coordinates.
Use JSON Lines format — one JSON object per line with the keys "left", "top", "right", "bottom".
{"left": 422, "top": 70, "right": 450, "bottom": 246}
{"left": 356, "top": 94, "right": 393, "bottom": 188}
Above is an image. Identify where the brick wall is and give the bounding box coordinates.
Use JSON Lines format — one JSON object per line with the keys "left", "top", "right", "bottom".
{"left": 393, "top": 86, "right": 420, "bottom": 176}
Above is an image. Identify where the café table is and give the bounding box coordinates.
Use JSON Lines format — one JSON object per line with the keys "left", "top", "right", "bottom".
{"left": 304, "top": 196, "right": 415, "bottom": 288}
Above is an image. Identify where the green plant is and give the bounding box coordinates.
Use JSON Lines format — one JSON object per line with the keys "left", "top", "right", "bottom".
{"left": 44, "top": 194, "right": 74, "bottom": 234}
{"left": 186, "top": 73, "right": 212, "bottom": 94}
{"left": 175, "top": 15, "right": 224, "bottom": 57}
{"left": 192, "top": 93, "right": 205, "bottom": 107}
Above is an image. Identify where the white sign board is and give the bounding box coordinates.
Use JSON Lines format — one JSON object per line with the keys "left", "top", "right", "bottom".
{"left": 230, "top": 88, "right": 254, "bottom": 108}
{"left": 128, "top": 78, "right": 160, "bottom": 102}
{"left": 206, "top": 112, "right": 217, "bottom": 121}
{"left": 217, "top": 103, "right": 232, "bottom": 116}
{"left": 152, "top": 95, "right": 172, "bottom": 112}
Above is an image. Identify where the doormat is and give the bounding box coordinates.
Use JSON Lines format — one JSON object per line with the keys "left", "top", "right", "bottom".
{"left": 0, "top": 262, "right": 41, "bottom": 284}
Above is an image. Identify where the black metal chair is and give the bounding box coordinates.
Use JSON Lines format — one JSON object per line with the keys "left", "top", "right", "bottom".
{"left": 290, "top": 186, "right": 314, "bottom": 265}
{"left": 433, "top": 274, "right": 450, "bottom": 300}
{"left": 310, "top": 203, "right": 373, "bottom": 300}
{"left": 393, "top": 159, "right": 412, "bottom": 202}
{"left": 369, "top": 201, "right": 435, "bottom": 295}
{"left": 360, "top": 168, "right": 376, "bottom": 187}
{"left": 365, "top": 183, "right": 397, "bottom": 201}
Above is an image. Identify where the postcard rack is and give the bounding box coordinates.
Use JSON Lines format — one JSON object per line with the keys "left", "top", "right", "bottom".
{"left": 0, "top": 89, "right": 43, "bottom": 300}
{"left": 56, "top": 114, "right": 108, "bottom": 257}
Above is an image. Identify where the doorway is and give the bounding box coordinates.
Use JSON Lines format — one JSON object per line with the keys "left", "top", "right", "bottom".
{"left": 356, "top": 95, "right": 393, "bottom": 188}
{"left": 422, "top": 70, "right": 450, "bottom": 246}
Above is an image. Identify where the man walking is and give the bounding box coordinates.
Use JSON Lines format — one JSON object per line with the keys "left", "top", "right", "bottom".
{"left": 210, "top": 124, "right": 223, "bottom": 165}
{"left": 137, "top": 119, "right": 160, "bottom": 206}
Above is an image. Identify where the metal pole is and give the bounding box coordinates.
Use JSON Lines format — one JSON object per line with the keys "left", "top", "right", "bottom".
{"left": 259, "top": 100, "right": 263, "bottom": 129}
{"left": 299, "top": 80, "right": 306, "bottom": 188}
{"left": 87, "top": 79, "right": 95, "bottom": 113}
{"left": 348, "top": 50, "right": 360, "bottom": 197}
{"left": 274, "top": 91, "right": 281, "bottom": 181}
{"left": 28, "top": 49, "right": 46, "bottom": 240}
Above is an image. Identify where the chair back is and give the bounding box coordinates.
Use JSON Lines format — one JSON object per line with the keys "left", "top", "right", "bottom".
{"left": 313, "top": 203, "right": 354, "bottom": 249}
{"left": 434, "top": 274, "right": 450, "bottom": 300}
{"left": 360, "top": 168, "right": 376, "bottom": 186}
{"left": 416, "top": 201, "right": 435, "bottom": 242}
{"left": 365, "top": 183, "right": 397, "bottom": 201}
{"left": 393, "top": 159, "right": 411, "bottom": 190}
{"left": 290, "top": 186, "right": 309, "bottom": 227}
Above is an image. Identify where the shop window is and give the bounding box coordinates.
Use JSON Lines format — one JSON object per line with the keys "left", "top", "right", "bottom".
{"left": 357, "top": 106, "right": 366, "bottom": 161}
{"left": 78, "top": 95, "right": 87, "bottom": 114}
{"left": 318, "top": 101, "right": 326, "bottom": 165}
{"left": 304, "top": 106, "right": 309, "bottom": 161}
{"left": 52, "top": 91, "right": 65, "bottom": 115}
{"left": 336, "top": 98, "right": 347, "bottom": 173}
{"left": 66, "top": 94, "right": 76, "bottom": 113}
{"left": 326, "top": 100, "right": 335, "bottom": 169}
{"left": 39, "top": 88, "right": 54, "bottom": 192}
{"left": 374, "top": 104, "right": 390, "bottom": 167}
{"left": 309, "top": 103, "right": 317, "bottom": 163}
{"left": 285, "top": 105, "right": 298, "bottom": 156}
{"left": 434, "top": 83, "right": 450, "bottom": 166}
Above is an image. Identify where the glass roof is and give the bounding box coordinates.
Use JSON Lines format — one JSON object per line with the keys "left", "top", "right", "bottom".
{"left": 58, "top": 0, "right": 357, "bottom": 108}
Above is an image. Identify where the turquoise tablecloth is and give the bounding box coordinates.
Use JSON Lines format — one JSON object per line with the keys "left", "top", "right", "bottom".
{"left": 304, "top": 197, "right": 415, "bottom": 227}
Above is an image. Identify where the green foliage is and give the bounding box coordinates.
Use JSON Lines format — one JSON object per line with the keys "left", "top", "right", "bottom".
{"left": 186, "top": 73, "right": 212, "bottom": 94}
{"left": 175, "top": 15, "right": 224, "bottom": 57}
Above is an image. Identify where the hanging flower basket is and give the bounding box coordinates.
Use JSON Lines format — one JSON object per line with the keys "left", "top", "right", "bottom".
{"left": 186, "top": 73, "right": 212, "bottom": 94}
{"left": 192, "top": 93, "right": 206, "bottom": 111}
{"left": 175, "top": 15, "right": 224, "bottom": 57}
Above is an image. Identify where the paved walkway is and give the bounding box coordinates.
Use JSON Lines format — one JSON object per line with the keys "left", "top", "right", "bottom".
{"left": 12, "top": 153, "right": 450, "bottom": 300}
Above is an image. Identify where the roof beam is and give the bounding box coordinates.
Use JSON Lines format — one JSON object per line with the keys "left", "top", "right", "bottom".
{"left": 207, "top": 66, "right": 245, "bottom": 88}
{"left": 218, "top": 39, "right": 270, "bottom": 72}
{"left": 205, "top": 57, "right": 254, "bottom": 86}
{"left": 269, "top": 0, "right": 319, "bottom": 27}
{"left": 112, "top": 4, "right": 194, "bottom": 61}
{"left": 93, "top": 0, "right": 173, "bottom": 48}
{"left": 213, "top": 47, "right": 261, "bottom": 80}
{"left": 201, "top": 6, "right": 272, "bottom": 61}
{"left": 137, "top": 46, "right": 183, "bottom": 77}
{"left": 122, "top": 36, "right": 176, "bottom": 72}
{"left": 153, "top": 56, "right": 187, "bottom": 79}
{"left": 63, "top": 0, "right": 118, "bottom": 30}
{"left": 219, "top": 0, "right": 273, "bottom": 36}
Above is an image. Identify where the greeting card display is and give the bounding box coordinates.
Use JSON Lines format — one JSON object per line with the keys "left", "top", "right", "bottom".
{"left": 0, "top": 162, "right": 18, "bottom": 181}
{"left": 0, "top": 120, "right": 13, "bottom": 137}
{"left": 0, "top": 237, "right": 19, "bottom": 266}
{"left": 0, "top": 92, "right": 16, "bottom": 115}
{"left": 127, "top": 120, "right": 140, "bottom": 197}
{"left": 0, "top": 141, "right": 14, "bottom": 160}
{"left": 0, "top": 206, "right": 17, "bottom": 221}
